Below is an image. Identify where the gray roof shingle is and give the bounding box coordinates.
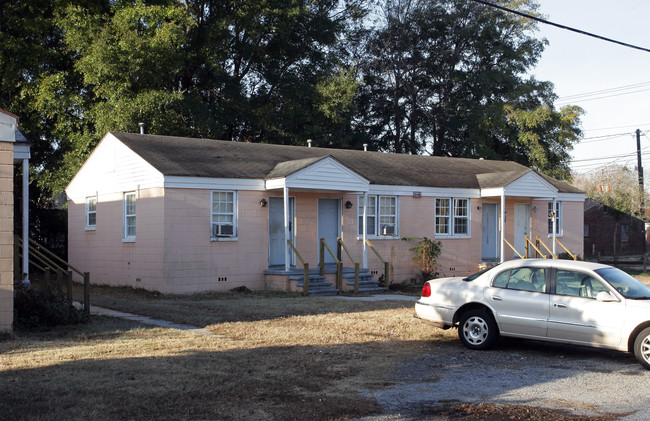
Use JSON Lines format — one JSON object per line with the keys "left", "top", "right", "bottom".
{"left": 110, "top": 132, "right": 582, "bottom": 193}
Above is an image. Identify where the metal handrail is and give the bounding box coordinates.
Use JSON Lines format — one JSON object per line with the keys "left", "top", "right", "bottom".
{"left": 287, "top": 240, "right": 310, "bottom": 296}
{"left": 364, "top": 239, "right": 391, "bottom": 288}
{"left": 337, "top": 238, "right": 360, "bottom": 293}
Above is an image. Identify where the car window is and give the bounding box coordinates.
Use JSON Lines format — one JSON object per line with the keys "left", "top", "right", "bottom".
{"left": 492, "top": 267, "right": 546, "bottom": 292}
{"left": 555, "top": 270, "right": 607, "bottom": 299}
{"left": 595, "top": 267, "right": 650, "bottom": 299}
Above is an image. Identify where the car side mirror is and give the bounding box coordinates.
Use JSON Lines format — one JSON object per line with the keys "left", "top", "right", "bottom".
{"left": 596, "top": 291, "right": 619, "bottom": 302}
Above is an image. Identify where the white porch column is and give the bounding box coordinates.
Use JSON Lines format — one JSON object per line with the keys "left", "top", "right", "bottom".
{"left": 552, "top": 197, "right": 557, "bottom": 256}
{"left": 500, "top": 193, "right": 506, "bottom": 263}
{"left": 22, "top": 158, "right": 29, "bottom": 286}
{"left": 283, "top": 186, "right": 290, "bottom": 272}
{"left": 362, "top": 192, "right": 368, "bottom": 268}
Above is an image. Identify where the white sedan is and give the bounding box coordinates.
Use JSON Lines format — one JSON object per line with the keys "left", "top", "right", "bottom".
{"left": 415, "top": 259, "right": 650, "bottom": 369}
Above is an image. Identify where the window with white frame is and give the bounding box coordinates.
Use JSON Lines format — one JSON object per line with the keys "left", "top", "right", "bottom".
{"left": 211, "top": 191, "right": 237, "bottom": 238}
{"left": 547, "top": 202, "right": 562, "bottom": 235}
{"left": 435, "top": 198, "right": 470, "bottom": 236}
{"left": 85, "top": 197, "right": 97, "bottom": 230}
{"left": 358, "top": 195, "right": 398, "bottom": 236}
{"left": 123, "top": 192, "right": 136, "bottom": 241}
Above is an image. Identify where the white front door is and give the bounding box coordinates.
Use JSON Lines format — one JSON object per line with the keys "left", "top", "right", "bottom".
{"left": 482, "top": 203, "right": 499, "bottom": 260}
{"left": 269, "top": 197, "right": 295, "bottom": 267}
{"left": 514, "top": 203, "right": 531, "bottom": 258}
{"left": 318, "top": 198, "right": 341, "bottom": 264}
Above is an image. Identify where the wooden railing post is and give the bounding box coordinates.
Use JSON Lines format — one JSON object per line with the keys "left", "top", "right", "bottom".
{"left": 319, "top": 238, "right": 325, "bottom": 276}
{"left": 644, "top": 253, "right": 648, "bottom": 272}
{"left": 44, "top": 267, "right": 51, "bottom": 292}
{"left": 354, "top": 263, "right": 360, "bottom": 293}
{"left": 303, "top": 263, "right": 309, "bottom": 296}
{"left": 67, "top": 270, "right": 73, "bottom": 305}
{"left": 336, "top": 261, "right": 343, "bottom": 291}
{"left": 384, "top": 262, "right": 391, "bottom": 288}
{"left": 83, "top": 272, "right": 91, "bottom": 319}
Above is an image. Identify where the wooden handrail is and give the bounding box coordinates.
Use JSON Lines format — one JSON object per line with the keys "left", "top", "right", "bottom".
{"left": 533, "top": 236, "right": 554, "bottom": 259}
{"left": 554, "top": 238, "right": 578, "bottom": 260}
{"left": 320, "top": 239, "right": 343, "bottom": 290}
{"left": 365, "top": 239, "right": 391, "bottom": 288}
{"left": 503, "top": 238, "right": 524, "bottom": 259}
{"left": 287, "top": 240, "right": 310, "bottom": 296}
{"left": 15, "top": 236, "right": 90, "bottom": 319}
{"left": 337, "top": 238, "right": 360, "bottom": 293}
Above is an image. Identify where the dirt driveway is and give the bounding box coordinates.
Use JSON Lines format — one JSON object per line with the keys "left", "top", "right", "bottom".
{"left": 356, "top": 332, "right": 650, "bottom": 420}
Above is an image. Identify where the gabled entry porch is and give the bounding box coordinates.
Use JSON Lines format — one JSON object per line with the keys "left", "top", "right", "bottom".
{"left": 262, "top": 155, "right": 386, "bottom": 295}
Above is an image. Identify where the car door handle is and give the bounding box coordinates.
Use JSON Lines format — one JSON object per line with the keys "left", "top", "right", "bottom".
{"left": 553, "top": 303, "right": 567, "bottom": 309}
{"left": 491, "top": 296, "right": 502, "bottom": 301}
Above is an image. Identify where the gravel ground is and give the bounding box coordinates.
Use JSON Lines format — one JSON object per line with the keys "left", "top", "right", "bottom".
{"left": 355, "top": 335, "right": 650, "bottom": 420}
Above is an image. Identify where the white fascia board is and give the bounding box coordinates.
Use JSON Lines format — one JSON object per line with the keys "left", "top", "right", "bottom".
{"left": 0, "top": 113, "right": 17, "bottom": 142}
{"left": 13, "top": 143, "right": 30, "bottom": 160}
{"left": 557, "top": 192, "right": 586, "bottom": 202}
{"left": 368, "top": 185, "right": 481, "bottom": 198}
{"left": 480, "top": 187, "right": 505, "bottom": 198}
{"left": 165, "top": 176, "right": 266, "bottom": 191}
{"left": 265, "top": 178, "right": 286, "bottom": 190}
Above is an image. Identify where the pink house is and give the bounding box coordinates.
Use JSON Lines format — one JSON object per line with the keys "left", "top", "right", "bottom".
{"left": 66, "top": 132, "right": 585, "bottom": 294}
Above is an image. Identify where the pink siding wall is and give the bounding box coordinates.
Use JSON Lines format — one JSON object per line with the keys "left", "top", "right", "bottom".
{"left": 162, "top": 189, "right": 269, "bottom": 293}
{"left": 0, "top": 142, "right": 13, "bottom": 330}
{"left": 68, "top": 188, "right": 165, "bottom": 290}
{"left": 69, "top": 186, "right": 584, "bottom": 294}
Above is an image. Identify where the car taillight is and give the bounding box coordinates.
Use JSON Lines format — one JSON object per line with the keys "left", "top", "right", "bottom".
{"left": 421, "top": 282, "right": 431, "bottom": 298}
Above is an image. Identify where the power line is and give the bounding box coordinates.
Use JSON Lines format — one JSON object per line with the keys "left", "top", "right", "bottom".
{"left": 556, "top": 87, "right": 650, "bottom": 105}
{"left": 468, "top": 0, "right": 650, "bottom": 53}
{"left": 558, "top": 81, "right": 650, "bottom": 101}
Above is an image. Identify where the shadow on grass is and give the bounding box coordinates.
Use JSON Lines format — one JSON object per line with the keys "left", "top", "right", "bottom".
{"left": 1, "top": 317, "right": 642, "bottom": 421}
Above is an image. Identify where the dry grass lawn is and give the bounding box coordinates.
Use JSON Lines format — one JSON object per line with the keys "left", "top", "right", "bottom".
{"left": 0, "top": 288, "right": 453, "bottom": 420}
{"left": 4, "top": 271, "right": 648, "bottom": 421}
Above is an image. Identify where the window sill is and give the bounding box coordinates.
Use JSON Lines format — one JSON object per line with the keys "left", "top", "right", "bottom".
{"left": 211, "top": 237, "right": 238, "bottom": 242}
{"left": 434, "top": 235, "right": 471, "bottom": 240}
{"left": 85, "top": 226, "right": 96, "bottom": 231}
{"left": 122, "top": 238, "right": 136, "bottom": 243}
{"left": 356, "top": 235, "right": 399, "bottom": 240}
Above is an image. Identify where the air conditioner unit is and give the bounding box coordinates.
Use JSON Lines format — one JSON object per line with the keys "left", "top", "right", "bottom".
{"left": 382, "top": 225, "right": 395, "bottom": 235}
{"left": 212, "top": 224, "right": 234, "bottom": 237}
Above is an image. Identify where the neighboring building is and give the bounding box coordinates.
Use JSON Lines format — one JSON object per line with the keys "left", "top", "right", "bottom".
{"left": 66, "top": 132, "right": 585, "bottom": 294}
{"left": 0, "top": 109, "right": 31, "bottom": 331}
{"left": 584, "top": 199, "right": 646, "bottom": 258}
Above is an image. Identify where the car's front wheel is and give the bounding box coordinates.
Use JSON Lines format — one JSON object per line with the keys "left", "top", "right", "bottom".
{"left": 458, "top": 309, "right": 498, "bottom": 350}
{"left": 633, "top": 327, "right": 650, "bottom": 369}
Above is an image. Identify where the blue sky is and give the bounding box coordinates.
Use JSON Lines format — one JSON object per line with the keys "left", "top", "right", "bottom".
{"left": 528, "top": 0, "right": 650, "bottom": 175}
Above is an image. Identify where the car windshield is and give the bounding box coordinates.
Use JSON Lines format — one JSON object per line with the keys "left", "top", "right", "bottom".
{"left": 463, "top": 265, "right": 498, "bottom": 282}
{"left": 595, "top": 267, "right": 650, "bottom": 299}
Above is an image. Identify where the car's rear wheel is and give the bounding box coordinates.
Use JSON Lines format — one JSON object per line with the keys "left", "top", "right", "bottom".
{"left": 458, "top": 309, "right": 498, "bottom": 350}
{"left": 633, "top": 327, "right": 650, "bottom": 369}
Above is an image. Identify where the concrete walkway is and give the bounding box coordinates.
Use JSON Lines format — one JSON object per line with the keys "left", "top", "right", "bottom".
{"left": 79, "top": 294, "right": 417, "bottom": 337}
{"left": 83, "top": 304, "right": 224, "bottom": 338}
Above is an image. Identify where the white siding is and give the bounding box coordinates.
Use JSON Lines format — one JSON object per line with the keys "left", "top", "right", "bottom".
{"left": 503, "top": 171, "right": 557, "bottom": 198}
{"left": 66, "top": 133, "right": 164, "bottom": 199}
{"left": 267, "top": 156, "right": 369, "bottom": 192}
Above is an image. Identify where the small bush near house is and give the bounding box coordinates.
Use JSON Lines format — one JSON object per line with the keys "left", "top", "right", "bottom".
{"left": 13, "top": 282, "right": 82, "bottom": 331}
{"left": 402, "top": 236, "right": 443, "bottom": 282}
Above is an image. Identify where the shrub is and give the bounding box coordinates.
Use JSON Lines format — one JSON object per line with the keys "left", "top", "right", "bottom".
{"left": 13, "top": 282, "right": 82, "bottom": 331}
{"left": 402, "top": 236, "right": 443, "bottom": 282}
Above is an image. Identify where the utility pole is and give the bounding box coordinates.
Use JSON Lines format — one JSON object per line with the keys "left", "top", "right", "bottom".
{"left": 637, "top": 128, "right": 645, "bottom": 218}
